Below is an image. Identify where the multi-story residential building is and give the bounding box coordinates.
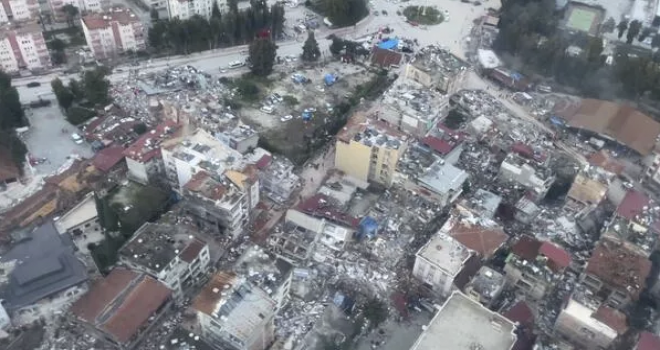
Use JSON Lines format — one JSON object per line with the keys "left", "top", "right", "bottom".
{"left": 335, "top": 117, "right": 408, "bottom": 187}
{"left": 464, "top": 266, "right": 505, "bottom": 308}
{"left": 124, "top": 120, "right": 181, "bottom": 185}
{"left": 600, "top": 189, "right": 660, "bottom": 258}
{"left": 499, "top": 152, "right": 556, "bottom": 200}
{"left": 403, "top": 47, "right": 468, "bottom": 94}
{"left": 0, "top": 0, "right": 40, "bottom": 23}
{"left": 192, "top": 271, "right": 276, "bottom": 350}
{"left": 251, "top": 149, "right": 300, "bottom": 204}
{"left": 234, "top": 245, "right": 293, "bottom": 312}
{"left": 81, "top": 7, "right": 145, "bottom": 59}
{"left": 555, "top": 292, "right": 628, "bottom": 350}
{"left": 162, "top": 129, "right": 249, "bottom": 192}
{"left": 504, "top": 235, "right": 572, "bottom": 301}
{"left": 167, "top": 0, "right": 224, "bottom": 20}
{"left": 182, "top": 170, "right": 252, "bottom": 238}
{"left": 0, "top": 22, "right": 49, "bottom": 72}
{"left": 215, "top": 124, "right": 259, "bottom": 154}
{"left": 50, "top": 0, "right": 107, "bottom": 22}
{"left": 412, "top": 232, "right": 481, "bottom": 297}
{"left": 118, "top": 222, "right": 211, "bottom": 299}
{"left": 581, "top": 240, "right": 652, "bottom": 309}
{"left": 414, "top": 159, "right": 469, "bottom": 208}
{"left": 71, "top": 268, "right": 173, "bottom": 349}
{"left": 54, "top": 192, "right": 104, "bottom": 254}
{"left": 409, "top": 291, "right": 517, "bottom": 350}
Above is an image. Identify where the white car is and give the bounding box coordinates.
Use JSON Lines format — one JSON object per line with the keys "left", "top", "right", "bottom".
{"left": 71, "top": 133, "right": 84, "bottom": 144}
{"left": 260, "top": 105, "right": 275, "bottom": 114}
{"left": 280, "top": 115, "right": 293, "bottom": 122}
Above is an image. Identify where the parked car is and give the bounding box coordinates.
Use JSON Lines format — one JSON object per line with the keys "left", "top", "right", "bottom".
{"left": 280, "top": 115, "right": 293, "bottom": 122}
{"left": 26, "top": 82, "right": 41, "bottom": 88}
{"left": 260, "top": 105, "right": 275, "bottom": 114}
{"left": 71, "top": 133, "right": 84, "bottom": 144}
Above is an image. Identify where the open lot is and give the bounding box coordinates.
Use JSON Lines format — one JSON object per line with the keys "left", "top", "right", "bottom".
{"left": 23, "top": 105, "right": 94, "bottom": 175}
{"left": 563, "top": 3, "right": 604, "bottom": 35}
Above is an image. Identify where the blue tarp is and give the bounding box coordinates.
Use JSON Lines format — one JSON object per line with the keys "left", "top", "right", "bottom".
{"left": 324, "top": 73, "right": 337, "bottom": 86}
{"left": 302, "top": 111, "right": 313, "bottom": 120}
{"left": 549, "top": 115, "right": 565, "bottom": 127}
{"left": 510, "top": 71, "right": 524, "bottom": 81}
{"left": 358, "top": 216, "right": 379, "bottom": 240}
{"left": 378, "top": 38, "right": 399, "bottom": 50}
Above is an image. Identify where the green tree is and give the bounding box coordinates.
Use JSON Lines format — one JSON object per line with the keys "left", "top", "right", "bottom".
{"left": 48, "top": 38, "right": 67, "bottom": 65}
{"left": 653, "top": 35, "right": 660, "bottom": 49}
{"left": 639, "top": 27, "right": 653, "bottom": 42}
{"left": 248, "top": 38, "right": 277, "bottom": 76}
{"left": 270, "top": 4, "right": 285, "bottom": 39}
{"left": 82, "top": 68, "right": 111, "bottom": 106}
{"left": 617, "top": 20, "right": 628, "bottom": 39}
{"left": 51, "top": 78, "right": 74, "bottom": 110}
{"left": 329, "top": 36, "right": 344, "bottom": 56}
{"left": 363, "top": 298, "right": 388, "bottom": 329}
{"left": 0, "top": 75, "right": 26, "bottom": 130}
{"left": 212, "top": 2, "right": 222, "bottom": 18}
{"left": 61, "top": 4, "right": 79, "bottom": 28}
{"left": 301, "top": 31, "right": 321, "bottom": 61}
{"left": 325, "top": 0, "right": 368, "bottom": 27}
{"left": 627, "top": 20, "right": 642, "bottom": 44}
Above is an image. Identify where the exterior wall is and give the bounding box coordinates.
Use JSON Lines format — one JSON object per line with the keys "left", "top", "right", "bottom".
{"left": 51, "top": 0, "right": 107, "bottom": 21}
{"left": 0, "top": 37, "right": 19, "bottom": 72}
{"left": 580, "top": 273, "right": 632, "bottom": 309}
{"left": 6, "top": 0, "right": 40, "bottom": 22}
{"left": 81, "top": 14, "right": 144, "bottom": 59}
{"left": 183, "top": 194, "right": 249, "bottom": 238}
{"left": 335, "top": 139, "right": 371, "bottom": 183}
{"left": 642, "top": 152, "right": 660, "bottom": 189}
{"left": 198, "top": 310, "right": 274, "bottom": 350}
{"left": 0, "top": 28, "right": 49, "bottom": 72}
{"left": 503, "top": 263, "right": 548, "bottom": 300}
{"left": 412, "top": 256, "right": 455, "bottom": 297}
{"left": 368, "top": 142, "right": 405, "bottom": 187}
{"left": 404, "top": 64, "right": 433, "bottom": 87}
{"left": 12, "top": 284, "right": 88, "bottom": 326}
{"left": 125, "top": 157, "right": 150, "bottom": 185}
{"left": 499, "top": 161, "right": 554, "bottom": 198}
{"left": 555, "top": 307, "right": 617, "bottom": 350}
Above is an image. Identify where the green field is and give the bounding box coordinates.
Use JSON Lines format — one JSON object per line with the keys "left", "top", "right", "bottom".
{"left": 566, "top": 7, "right": 597, "bottom": 33}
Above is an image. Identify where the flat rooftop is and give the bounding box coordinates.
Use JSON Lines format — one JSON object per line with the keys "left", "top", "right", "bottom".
{"left": 234, "top": 245, "right": 293, "bottom": 297}
{"left": 416, "top": 233, "right": 470, "bottom": 276}
{"left": 118, "top": 222, "right": 206, "bottom": 273}
{"left": 410, "top": 46, "right": 469, "bottom": 80}
{"left": 166, "top": 129, "right": 245, "bottom": 174}
{"left": 418, "top": 160, "right": 469, "bottom": 195}
{"left": 123, "top": 120, "right": 181, "bottom": 163}
{"left": 183, "top": 171, "right": 244, "bottom": 206}
{"left": 337, "top": 115, "right": 407, "bottom": 148}
{"left": 82, "top": 7, "right": 141, "bottom": 30}
{"left": 54, "top": 193, "right": 98, "bottom": 233}
{"left": 410, "top": 292, "right": 517, "bottom": 350}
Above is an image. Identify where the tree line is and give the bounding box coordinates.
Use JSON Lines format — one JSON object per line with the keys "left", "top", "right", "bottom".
{"left": 494, "top": 0, "right": 660, "bottom": 101}
{"left": 51, "top": 67, "right": 111, "bottom": 125}
{"left": 149, "top": 0, "right": 285, "bottom": 55}
{"left": 0, "top": 72, "right": 28, "bottom": 172}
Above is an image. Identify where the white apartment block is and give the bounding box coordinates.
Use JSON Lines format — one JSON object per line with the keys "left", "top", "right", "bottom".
{"left": 0, "top": 0, "right": 40, "bottom": 24}
{"left": 81, "top": 7, "right": 145, "bottom": 59}
{"left": 167, "top": 0, "right": 225, "bottom": 20}
{"left": 50, "top": 0, "right": 108, "bottom": 22}
{"left": 0, "top": 22, "right": 50, "bottom": 72}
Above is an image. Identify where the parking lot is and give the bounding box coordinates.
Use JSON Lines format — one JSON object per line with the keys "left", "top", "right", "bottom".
{"left": 23, "top": 105, "right": 93, "bottom": 175}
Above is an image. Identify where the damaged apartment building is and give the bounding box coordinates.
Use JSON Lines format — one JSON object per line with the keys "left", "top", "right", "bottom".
{"left": 162, "top": 129, "right": 260, "bottom": 237}
{"left": 248, "top": 148, "right": 300, "bottom": 204}
{"left": 191, "top": 271, "right": 277, "bottom": 350}
{"left": 117, "top": 222, "right": 211, "bottom": 299}
{"left": 269, "top": 194, "right": 359, "bottom": 262}
{"left": 403, "top": 46, "right": 469, "bottom": 95}
{"left": 124, "top": 120, "right": 182, "bottom": 186}
{"left": 499, "top": 150, "right": 555, "bottom": 201}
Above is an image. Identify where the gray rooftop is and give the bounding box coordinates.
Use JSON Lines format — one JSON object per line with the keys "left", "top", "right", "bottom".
{"left": 234, "top": 245, "right": 293, "bottom": 296}
{"left": 465, "top": 266, "right": 506, "bottom": 301}
{"left": 0, "top": 222, "right": 88, "bottom": 310}
{"left": 419, "top": 160, "right": 469, "bottom": 195}
{"left": 410, "top": 292, "right": 517, "bottom": 350}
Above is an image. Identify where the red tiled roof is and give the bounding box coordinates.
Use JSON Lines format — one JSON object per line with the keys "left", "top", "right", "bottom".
{"left": 179, "top": 238, "right": 206, "bottom": 263}
{"left": 448, "top": 222, "right": 508, "bottom": 258}
{"left": 510, "top": 235, "right": 542, "bottom": 262}
{"left": 539, "top": 242, "right": 571, "bottom": 272}
{"left": 587, "top": 150, "right": 624, "bottom": 175}
{"left": 82, "top": 8, "right": 141, "bottom": 30}
{"left": 586, "top": 241, "right": 652, "bottom": 299}
{"left": 255, "top": 154, "right": 272, "bottom": 170}
{"left": 71, "top": 269, "right": 139, "bottom": 323}
{"left": 593, "top": 305, "right": 628, "bottom": 334}
{"left": 503, "top": 301, "right": 534, "bottom": 328}
{"left": 123, "top": 121, "right": 179, "bottom": 163}
{"left": 637, "top": 331, "right": 660, "bottom": 350}
{"left": 72, "top": 268, "right": 171, "bottom": 345}
{"left": 101, "top": 275, "right": 171, "bottom": 343}
{"left": 511, "top": 142, "right": 547, "bottom": 163}
{"left": 296, "top": 194, "right": 360, "bottom": 228}
{"left": 193, "top": 271, "right": 238, "bottom": 315}
{"left": 617, "top": 190, "right": 650, "bottom": 220}
{"left": 422, "top": 136, "right": 458, "bottom": 155}
{"left": 371, "top": 47, "right": 402, "bottom": 67}
{"left": 92, "top": 145, "right": 125, "bottom": 172}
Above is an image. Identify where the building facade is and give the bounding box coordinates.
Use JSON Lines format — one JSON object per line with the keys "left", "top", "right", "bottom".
{"left": 0, "top": 0, "right": 40, "bottom": 23}
{"left": 81, "top": 7, "right": 145, "bottom": 59}
{"left": 555, "top": 297, "right": 627, "bottom": 350}
{"left": 335, "top": 122, "right": 408, "bottom": 187}
{"left": 0, "top": 22, "right": 49, "bottom": 72}
{"left": 49, "top": 0, "right": 107, "bottom": 22}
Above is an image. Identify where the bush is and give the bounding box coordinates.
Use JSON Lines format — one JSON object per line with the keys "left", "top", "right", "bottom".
{"left": 234, "top": 78, "right": 260, "bottom": 101}
{"left": 403, "top": 6, "right": 443, "bottom": 25}
{"left": 283, "top": 95, "right": 299, "bottom": 106}
{"left": 66, "top": 106, "right": 95, "bottom": 125}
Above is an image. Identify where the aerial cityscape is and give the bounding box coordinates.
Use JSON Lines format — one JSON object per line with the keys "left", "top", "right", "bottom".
{"left": 1, "top": 0, "right": 660, "bottom": 349}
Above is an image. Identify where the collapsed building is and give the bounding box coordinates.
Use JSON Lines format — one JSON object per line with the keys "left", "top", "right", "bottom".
{"left": 403, "top": 46, "right": 469, "bottom": 95}
{"left": 499, "top": 152, "right": 555, "bottom": 201}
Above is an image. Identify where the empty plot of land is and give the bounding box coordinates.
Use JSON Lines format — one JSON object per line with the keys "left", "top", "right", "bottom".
{"left": 564, "top": 4, "right": 603, "bottom": 35}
